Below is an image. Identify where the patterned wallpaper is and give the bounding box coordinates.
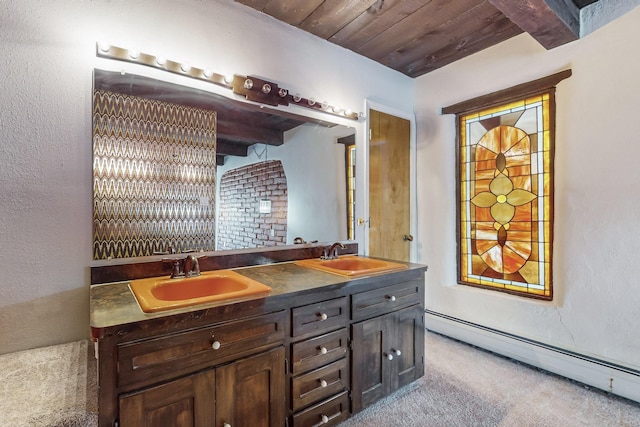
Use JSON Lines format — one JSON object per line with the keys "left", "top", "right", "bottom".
{"left": 93, "top": 90, "right": 217, "bottom": 259}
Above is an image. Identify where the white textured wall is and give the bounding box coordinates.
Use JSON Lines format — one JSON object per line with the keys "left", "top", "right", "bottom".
{"left": 415, "top": 7, "right": 640, "bottom": 368}
{"left": 0, "top": 0, "right": 412, "bottom": 354}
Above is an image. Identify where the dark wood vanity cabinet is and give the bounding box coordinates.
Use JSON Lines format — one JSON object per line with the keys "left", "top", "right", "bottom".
{"left": 102, "top": 310, "right": 287, "bottom": 427}
{"left": 350, "top": 280, "right": 425, "bottom": 413}
{"left": 119, "top": 347, "right": 284, "bottom": 427}
{"left": 93, "top": 262, "right": 426, "bottom": 427}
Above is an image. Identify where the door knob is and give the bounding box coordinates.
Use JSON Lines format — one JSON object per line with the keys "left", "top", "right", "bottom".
{"left": 403, "top": 234, "right": 414, "bottom": 241}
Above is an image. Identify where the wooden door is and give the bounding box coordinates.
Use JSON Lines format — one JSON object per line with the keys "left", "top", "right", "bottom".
{"left": 216, "top": 346, "right": 286, "bottom": 427}
{"left": 119, "top": 370, "right": 215, "bottom": 427}
{"left": 350, "top": 314, "right": 392, "bottom": 413}
{"left": 369, "top": 109, "right": 411, "bottom": 261}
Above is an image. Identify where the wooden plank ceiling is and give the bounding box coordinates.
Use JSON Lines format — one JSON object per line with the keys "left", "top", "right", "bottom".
{"left": 235, "top": 0, "right": 599, "bottom": 78}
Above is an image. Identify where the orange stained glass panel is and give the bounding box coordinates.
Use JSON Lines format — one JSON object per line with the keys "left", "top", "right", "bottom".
{"left": 475, "top": 207, "right": 494, "bottom": 222}
{"left": 511, "top": 175, "right": 531, "bottom": 190}
{"left": 457, "top": 89, "right": 554, "bottom": 300}
{"left": 476, "top": 145, "right": 499, "bottom": 161}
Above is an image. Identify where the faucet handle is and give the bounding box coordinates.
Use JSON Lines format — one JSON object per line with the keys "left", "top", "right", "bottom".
{"left": 162, "top": 258, "right": 183, "bottom": 278}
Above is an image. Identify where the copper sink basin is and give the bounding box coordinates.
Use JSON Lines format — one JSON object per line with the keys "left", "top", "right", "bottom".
{"left": 129, "top": 270, "right": 272, "bottom": 313}
{"left": 295, "top": 255, "right": 407, "bottom": 277}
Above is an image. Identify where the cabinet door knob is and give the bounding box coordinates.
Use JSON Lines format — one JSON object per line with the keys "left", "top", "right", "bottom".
{"left": 319, "top": 312, "right": 328, "bottom": 321}
{"left": 385, "top": 353, "right": 394, "bottom": 361}
{"left": 386, "top": 295, "right": 397, "bottom": 302}
{"left": 223, "top": 424, "right": 231, "bottom": 427}
{"left": 320, "top": 379, "right": 328, "bottom": 388}
{"left": 321, "top": 414, "right": 329, "bottom": 424}
{"left": 319, "top": 346, "right": 328, "bottom": 355}
{"left": 211, "top": 340, "right": 221, "bottom": 350}
{"left": 393, "top": 348, "right": 402, "bottom": 356}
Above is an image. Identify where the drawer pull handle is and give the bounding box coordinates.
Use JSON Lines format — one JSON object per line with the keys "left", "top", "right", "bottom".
{"left": 320, "top": 379, "right": 328, "bottom": 388}
{"left": 319, "top": 312, "right": 328, "bottom": 321}
{"left": 211, "top": 340, "right": 221, "bottom": 350}
{"left": 386, "top": 295, "right": 397, "bottom": 302}
{"left": 385, "top": 352, "right": 394, "bottom": 361}
{"left": 393, "top": 348, "right": 402, "bottom": 356}
{"left": 319, "top": 346, "right": 328, "bottom": 355}
{"left": 321, "top": 414, "right": 329, "bottom": 424}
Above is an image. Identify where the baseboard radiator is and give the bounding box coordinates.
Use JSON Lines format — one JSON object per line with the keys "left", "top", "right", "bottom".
{"left": 425, "top": 310, "right": 640, "bottom": 404}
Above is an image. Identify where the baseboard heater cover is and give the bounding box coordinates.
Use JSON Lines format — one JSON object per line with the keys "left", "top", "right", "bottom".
{"left": 425, "top": 310, "right": 640, "bottom": 404}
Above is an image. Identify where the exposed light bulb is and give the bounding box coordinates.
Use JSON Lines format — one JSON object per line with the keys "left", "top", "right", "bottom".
{"left": 98, "top": 42, "right": 111, "bottom": 52}
{"left": 244, "top": 79, "right": 254, "bottom": 89}
{"left": 308, "top": 98, "right": 316, "bottom": 106}
{"left": 278, "top": 88, "right": 288, "bottom": 97}
{"left": 203, "top": 69, "right": 213, "bottom": 78}
{"left": 181, "top": 63, "right": 191, "bottom": 72}
{"left": 224, "top": 74, "right": 234, "bottom": 84}
{"left": 321, "top": 101, "right": 328, "bottom": 109}
{"left": 262, "top": 84, "right": 272, "bottom": 94}
{"left": 293, "top": 93, "right": 301, "bottom": 102}
{"left": 129, "top": 49, "right": 140, "bottom": 59}
{"left": 156, "top": 56, "right": 166, "bottom": 66}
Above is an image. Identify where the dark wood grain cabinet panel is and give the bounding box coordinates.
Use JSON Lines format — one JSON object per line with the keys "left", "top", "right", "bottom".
{"left": 351, "top": 304, "right": 424, "bottom": 413}
{"left": 291, "top": 328, "right": 348, "bottom": 375}
{"left": 216, "top": 347, "right": 286, "bottom": 427}
{"left": 117, "top": 311, "right": 286, "bottom": 391}
{"left": 292, "top": 391, "right": 350, "bottom": 427}
{"left": 291, "top": 297, "right": 348, "bottom": 338}
{"left": 119, "top": 369, "right": 215, "bottom": 427}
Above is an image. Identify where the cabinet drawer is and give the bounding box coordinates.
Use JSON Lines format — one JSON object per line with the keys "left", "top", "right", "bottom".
{"left": 292, "top": 391, "right": 350, "bottom": 427}
{"left": 291, "top": 328, "right": 348, "bottom": 375}
{"left": 351, "top": 279, "right": 422, "bottom": 321}
{"left": 292, "top": 297, "right": 348, "bottom": 338}
{"left": 291, "top": 358, "right": 349, "bottom": 411}
{"left": 117, "top": 311, "right": 286, "bottom": 389}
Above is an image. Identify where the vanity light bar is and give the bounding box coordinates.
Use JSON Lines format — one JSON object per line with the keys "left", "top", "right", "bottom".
{"left": 96, "top": 43, "right": 361, "bottom": 121}
{"left": 96, "top": 43, "right": 233, "bottom": 89}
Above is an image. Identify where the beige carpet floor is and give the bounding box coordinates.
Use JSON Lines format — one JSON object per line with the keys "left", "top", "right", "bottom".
{"left": 1, "top": 332, "right": 638, "bottom": 426}
{"left": 340, "top": 331, "right": 640, "bottom": 427}
{"left": 0, "top": 340, "right": 98, "bottom": 426}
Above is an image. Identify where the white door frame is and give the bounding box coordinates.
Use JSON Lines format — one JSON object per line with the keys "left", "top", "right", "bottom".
{"left": 360, "top": 100, "right": 417, "bottom": 262}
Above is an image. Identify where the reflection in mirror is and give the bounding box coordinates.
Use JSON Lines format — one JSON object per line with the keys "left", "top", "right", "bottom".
{"left": 92, "top": 69, "right": 355, "bottom": 259}
{"left": 217, "top": 123, "right": 354, "bottom": 250}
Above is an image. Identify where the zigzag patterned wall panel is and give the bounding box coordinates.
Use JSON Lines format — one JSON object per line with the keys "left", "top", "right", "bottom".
{"left": 93, "top": 90, "right": 217, "bottom": 259}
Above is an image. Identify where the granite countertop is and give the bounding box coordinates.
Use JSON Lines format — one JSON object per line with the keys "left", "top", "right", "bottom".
{"left": 90, "top": 258, "right": 427, "bottom": 336}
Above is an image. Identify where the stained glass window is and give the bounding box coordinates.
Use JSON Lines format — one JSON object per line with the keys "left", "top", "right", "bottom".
{"left": 457, "top": 93, "right": 554, "bottom": 299}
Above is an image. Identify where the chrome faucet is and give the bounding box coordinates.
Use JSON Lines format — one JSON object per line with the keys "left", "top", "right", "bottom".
{"left": 322, "top": 242, "right": 346, "bottom": 260}
{"left": 183, "top": 254, "right": 201, "bottom": 278}
{"left": 165, "top": 254, "right": 201, "bottom": 278}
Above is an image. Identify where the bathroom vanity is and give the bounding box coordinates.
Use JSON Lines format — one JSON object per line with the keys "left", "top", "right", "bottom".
{"left": 90, "top": 256, "right": 427, "bottom": 427}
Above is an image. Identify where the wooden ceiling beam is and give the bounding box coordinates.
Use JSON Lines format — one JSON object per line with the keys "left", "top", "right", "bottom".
{"left": 488, "top": 0, "right": 580, "bottom": 49}
{"left": 216, "top": 139, "right": 250, "bottom": 157}
{"left": 217, "top": 119, "right": 284, "bottom": 146}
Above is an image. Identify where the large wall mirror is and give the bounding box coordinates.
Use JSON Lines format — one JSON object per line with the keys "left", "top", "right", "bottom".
{"left": 93, "top": 69, "right": 355, "bottom": 260}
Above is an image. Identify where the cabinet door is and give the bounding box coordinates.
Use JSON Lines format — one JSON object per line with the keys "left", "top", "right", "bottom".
{"left": 351, "top": 304, "right": 424, "bottom": 413}
{"left": 119, "top": 370, "right": 215, "bottom": 427}
{"left": 216, "top": 346, "right": 286, "bottom": 427}
{"left": 351, "top": 314, "right": 392, "bottom": 413}
{"left": 389, "top": 305, "right": 424, "bottom": 392}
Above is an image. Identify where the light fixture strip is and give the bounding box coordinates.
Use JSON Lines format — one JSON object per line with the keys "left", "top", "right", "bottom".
{"left": 96, "top": 43, "right": 360, "bottom": 121}
{"left": 96, "top": 43, "right": 231, "bottom": 89}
